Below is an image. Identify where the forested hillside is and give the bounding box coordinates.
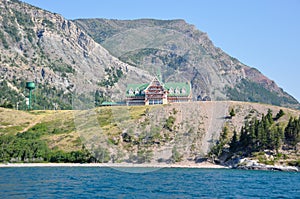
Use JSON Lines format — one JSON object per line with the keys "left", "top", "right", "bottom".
{"left": 210, "top": 108, "right": 300, "bottom": 167}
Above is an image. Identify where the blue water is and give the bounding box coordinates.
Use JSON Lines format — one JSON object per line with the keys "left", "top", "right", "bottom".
{"left": 0, "top": 167, "right": 299, "bottom": 198}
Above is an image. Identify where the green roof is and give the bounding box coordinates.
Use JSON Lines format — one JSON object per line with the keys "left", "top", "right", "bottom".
{"left": 126, "top": 83, "right": 149, "bottom": 97}
{"left": 101, "top": 101, "right": 118, "bottom": 106}
{"left": 164, "top": 82, "right": 191, "bottom": 97}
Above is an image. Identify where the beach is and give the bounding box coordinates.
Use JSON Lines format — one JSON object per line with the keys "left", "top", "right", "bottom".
{"left": 0, "top": 161, "right": 226, "bottom": 169}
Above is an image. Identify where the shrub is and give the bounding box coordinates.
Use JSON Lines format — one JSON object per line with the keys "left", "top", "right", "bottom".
{"left": 171, "top": 147, "right": 183, "bottom": 162}
{"left": 165, "top": 116, "right": 175, "bottom": 131}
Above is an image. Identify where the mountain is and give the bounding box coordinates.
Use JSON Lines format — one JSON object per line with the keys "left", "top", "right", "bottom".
{"left": 0, "top": 0, "right": 299, "bottom": 110}
{"left": 74, "top": 18, "right": 300, "bottom": 109}
{"left": 0, "top": 0, "right": 151, "bottom": 110}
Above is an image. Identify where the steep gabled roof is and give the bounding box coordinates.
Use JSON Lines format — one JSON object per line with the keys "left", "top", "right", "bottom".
{"left": 144, "top": 76, "right": 164, "bottom": 91}
{"left": 125, "top": 77, "right": 191, "bottom": 97}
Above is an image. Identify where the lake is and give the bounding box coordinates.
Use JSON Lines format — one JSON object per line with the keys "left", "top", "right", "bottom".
{"left": 0, "top": 167, "right": 299, "bottom": 198}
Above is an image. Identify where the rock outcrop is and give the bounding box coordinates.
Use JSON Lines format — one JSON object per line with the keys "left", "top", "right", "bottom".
{"left": 232, "top": 158, "right": 299, "bottom": 172}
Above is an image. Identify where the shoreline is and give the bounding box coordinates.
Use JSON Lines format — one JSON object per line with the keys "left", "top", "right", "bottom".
{"left": 0, "top": 161, "right": 227, "bottom": 169}
{"left": 1, "top": 162, "right": 298, "bottom": 172}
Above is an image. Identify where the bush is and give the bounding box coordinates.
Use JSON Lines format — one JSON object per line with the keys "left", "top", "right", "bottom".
{"left": 42, "top": 19, "right": 55, "bottom": 29}
{"left": 0, "top": 102, "right": 13, "bottom": 109}
{"left": 137, "top": 149, "right": 153, "bottom": 163}
{"left": 93, "top": 146, "right": 110, "bottom": 163}
{"left": 14, "top": 10, "right": 34, "bottom": 27}
{"left": 0, "top": 132, "right": 49, "bottom": 162}
{"left": 165, "top": 116, "right": 175, "bottom": 131}
{"left": 171, "top": 147, "right": 183, "bottom": 162}
{"left": 0, "top": 31, "right": 9, "bottom": 49}
{"left": 0, "top": 131, "right": 94, "bottom": 163}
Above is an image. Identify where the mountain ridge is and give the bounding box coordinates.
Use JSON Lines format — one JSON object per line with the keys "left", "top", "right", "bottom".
{"left": 0, "top": 0, "right": 298, "bottom": 110}
{"left": 74, "top": 18, "right": 299, "bottom": 109}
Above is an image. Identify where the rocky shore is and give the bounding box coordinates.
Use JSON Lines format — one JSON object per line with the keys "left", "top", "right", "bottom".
{"left": 228, "top": 158, "right": 299, "bottom": 172}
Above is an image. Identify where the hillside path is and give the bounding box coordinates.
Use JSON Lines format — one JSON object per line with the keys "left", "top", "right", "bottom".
{"left": 21, "top": 114, "right": 45, "bottom": 133}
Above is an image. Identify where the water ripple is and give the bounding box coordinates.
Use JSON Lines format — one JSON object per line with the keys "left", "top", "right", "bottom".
{"left": 0, "top": 168, "right": 299, "bottom": 198}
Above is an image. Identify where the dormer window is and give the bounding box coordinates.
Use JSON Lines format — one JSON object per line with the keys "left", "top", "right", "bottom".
{"left": 175, "top": 87, "right": 180, "bottom": 94}
{"left": 169, "top": 87, "right": 174, "bottom": 94}
{"left": 181, "top": 88, "right": 186, "bottom": 94}
{"left": 135, "top": 88, "right": 140, "bottom": 95}
{"left": 129, "top": 88, "right": 134, "bottom": 95}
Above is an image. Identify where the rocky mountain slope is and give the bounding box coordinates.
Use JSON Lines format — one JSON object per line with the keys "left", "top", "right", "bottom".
{"left": 74, "top": 18, "right": 299, "bottom": 109}
{"left": 0, "top": 0, "right": 152, "bottom": 110}
{"left": 0, "top": 0, "right": 299, "bottom": 110}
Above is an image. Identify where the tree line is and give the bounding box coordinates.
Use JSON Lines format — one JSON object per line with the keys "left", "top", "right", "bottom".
{"left": 229, "top": 109, "right": 299, "bottom": 155}
{"left": 211, "top": 109, "right": 300, "bottom": 158}
{"left": 0, "top": 131, "right": 111, "bottom": 163}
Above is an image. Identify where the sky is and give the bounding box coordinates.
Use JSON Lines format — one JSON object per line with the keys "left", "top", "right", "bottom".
{"left": 22, "top": 0, "right": 300, "bottom": 102}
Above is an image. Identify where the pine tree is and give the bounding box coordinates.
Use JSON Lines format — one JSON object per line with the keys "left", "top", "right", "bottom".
{"left": 239, "top": 126, "right": 248, "bottom": 148}
{"left": 221, "top": 126, "right": 229, "bottom": 141}
{"left": 274, "top": 109, "right": 285, "bottom": 120}
{"left": 266, "top": 109, "right": 274, "bottom": 124}
{"left": 273, "top": 126, "right": 283, "bottom": 151}
{"left": 229, "top": 129, "right": 238, "bottom": 152}
{"left": 259, "top": 120, "right": 267, "bottom": 150}
{"left": 229, "top": 108, "right": 236, "bottom": 118}
{"left": 248, "top": 120, "right": 256, "bottom": 150}
{"left": 284, "top": 117, "right": 300, "bottom": 146}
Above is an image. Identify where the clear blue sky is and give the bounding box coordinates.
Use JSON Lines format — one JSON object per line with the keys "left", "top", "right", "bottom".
{"left": 22, "top": 0, "right": 300, "bottom": 102}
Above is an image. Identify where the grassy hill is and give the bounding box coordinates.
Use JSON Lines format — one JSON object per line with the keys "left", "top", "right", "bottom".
{"left": 1, "top": 101, "right": 299, "bottom": 165}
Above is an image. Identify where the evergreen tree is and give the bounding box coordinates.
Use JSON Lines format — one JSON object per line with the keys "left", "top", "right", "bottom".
{"left": 230, "top": 129, "right": 238, "bottom": 151}
{"left": 221, "top": 126, "right": 229, "bottom": 141}
{"left": 229, "top": 108, "right": 236, "bottom": 118}
{"left": 284, "top": 116, "right": 300, "bottom": 146}
{"left": 266, "top": 109, "right": 274, "bottom": 124}
{"left": 248, "top": 119, "right": 256, "bottom": 150}
{"left": 239, "top": 126, "right": 248, "bottom": 149}
{"left": 259, "top": 120, "right": 267, "bottom": 149}
{"left": 273, "top": 126, "right": 283, "bottom": 151}
{"left": 274, "top": 109, "right": 285, "bottom": 120}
